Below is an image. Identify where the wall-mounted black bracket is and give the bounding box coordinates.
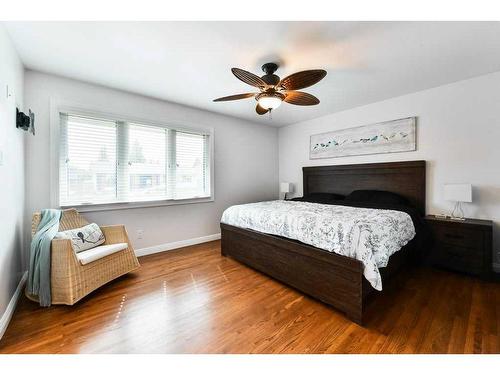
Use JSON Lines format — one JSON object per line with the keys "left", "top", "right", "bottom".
{"left": 16, "top": 108, "right": 35, "bottom": 135}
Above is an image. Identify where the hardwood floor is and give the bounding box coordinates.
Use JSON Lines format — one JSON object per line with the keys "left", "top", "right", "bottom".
{"left": 1, "top": 240, "right": 499, "bottom": 354}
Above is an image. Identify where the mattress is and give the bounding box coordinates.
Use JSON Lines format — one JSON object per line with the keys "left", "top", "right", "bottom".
{"left": 221, "top": 200, "right": 416, "bottom": 290}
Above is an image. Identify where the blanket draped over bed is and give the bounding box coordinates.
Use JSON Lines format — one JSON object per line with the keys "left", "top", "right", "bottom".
{"left": 221, "top": 200, "right": 416, "bottom": 290}
{"left": 27, "top": 209, "right": 62, "bottom": 306}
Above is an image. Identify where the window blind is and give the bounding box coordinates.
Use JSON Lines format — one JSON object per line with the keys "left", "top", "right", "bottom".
{"left": 172, "top": 131, "right": 209, "bottom": 199}
{"left": 59, "top": 113, "right": 211, "bottom": 206}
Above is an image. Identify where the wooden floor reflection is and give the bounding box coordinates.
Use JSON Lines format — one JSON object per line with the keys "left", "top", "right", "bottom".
{"left": 1, "top": 240, "right": 499, "bottom": 353}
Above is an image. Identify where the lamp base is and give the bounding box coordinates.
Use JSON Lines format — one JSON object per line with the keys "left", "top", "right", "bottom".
{"left": 450, "top": 201, "right": 466, "bottom": 221}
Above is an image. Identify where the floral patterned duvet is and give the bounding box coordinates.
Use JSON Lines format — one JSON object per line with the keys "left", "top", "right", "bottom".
{"left": 221, "top": 200, "right": 416, "bottom": 290}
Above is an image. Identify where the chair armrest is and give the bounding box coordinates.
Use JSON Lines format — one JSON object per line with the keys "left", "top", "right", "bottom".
{"left": 100, "top": 225, "right": 130, "bottom": 245}
{"left": 51, "top": 238, "right": 75, "bottom": 254}
{"left": 50, "top": 238, "right": 76, "bottom": 257}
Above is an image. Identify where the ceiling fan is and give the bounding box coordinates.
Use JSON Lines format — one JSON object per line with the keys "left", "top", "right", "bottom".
{"left": 213, "top": 63, "right": 327, "bottom": 115}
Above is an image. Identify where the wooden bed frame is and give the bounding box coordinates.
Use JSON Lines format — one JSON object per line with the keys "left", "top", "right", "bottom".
{"left": 220, "top": 160, "right": 426, "bottom": 325}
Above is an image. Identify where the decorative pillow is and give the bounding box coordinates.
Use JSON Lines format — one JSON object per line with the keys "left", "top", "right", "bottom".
{"left": 345, "top": 190, "right": 409, "bottom": 206}
{"left": 55, "top": 223, "right": 105, "bottom": 253}
{"left": 344, "top": 190, "right": 374, "bottom": 202}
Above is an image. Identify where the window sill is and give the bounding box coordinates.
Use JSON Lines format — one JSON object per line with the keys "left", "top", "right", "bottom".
{"left": 60, "top": 196, "right": 214, "bottom": 213}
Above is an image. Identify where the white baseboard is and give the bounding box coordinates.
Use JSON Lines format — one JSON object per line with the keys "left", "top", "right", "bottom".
{"left": 135, "top": 233, "right": 221, "bottom": 257}
{"left": 0, "top": 271, "right": 28, "bottom": 341}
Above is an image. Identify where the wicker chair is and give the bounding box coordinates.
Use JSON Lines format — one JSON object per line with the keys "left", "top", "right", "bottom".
{"left": 26, "top": 209, "right": 140, "bottom": 305}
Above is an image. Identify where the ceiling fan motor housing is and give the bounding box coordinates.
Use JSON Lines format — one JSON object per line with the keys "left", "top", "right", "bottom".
{"left": 256, "top": 90, "right": 285, "bottom": 102}
{"left": 261, "top": 62, "right": 280, "bottom": 86}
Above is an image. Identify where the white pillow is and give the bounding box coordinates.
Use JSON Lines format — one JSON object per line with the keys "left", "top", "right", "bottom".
{"left": 56, "top": 223, "right": 105, "bottom": 253}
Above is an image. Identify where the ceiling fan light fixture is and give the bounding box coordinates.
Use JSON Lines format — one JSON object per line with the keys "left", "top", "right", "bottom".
{"left": 256, "top": 92, "right": 284, "bottom": 110}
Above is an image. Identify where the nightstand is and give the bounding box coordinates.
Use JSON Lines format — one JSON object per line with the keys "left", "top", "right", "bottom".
{"left": 425, "top": 215, "right": 493, "bottom": 279}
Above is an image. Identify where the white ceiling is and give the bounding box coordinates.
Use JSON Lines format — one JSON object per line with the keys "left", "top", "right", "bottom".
{"left": 5, "top": 21, "right": 500, "bottom": 127}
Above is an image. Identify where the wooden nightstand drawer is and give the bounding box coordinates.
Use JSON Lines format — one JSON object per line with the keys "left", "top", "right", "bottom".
{"left": 435, "top": 244, "right": 483, "bottom": 275}
{"left": 433, "top": 226, "right": 483, "bottom": 248}
{"left": 425, "top": 215, "right": 493, "bottom": 279}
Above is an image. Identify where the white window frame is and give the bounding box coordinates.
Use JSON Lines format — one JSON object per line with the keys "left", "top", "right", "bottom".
{"left": 50, "top": 99, "right": 215, "bottom": 212}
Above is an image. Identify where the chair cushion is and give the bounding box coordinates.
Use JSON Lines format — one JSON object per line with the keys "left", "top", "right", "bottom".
{"left": 55, "top": 223, "right": 105, "bottom": 253}
{"left": 77, "top": 243, "right": 129, "bottom": 265}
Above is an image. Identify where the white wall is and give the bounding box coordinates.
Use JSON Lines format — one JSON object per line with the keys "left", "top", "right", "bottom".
{"left": 0, "top": 27, "right": 25, "bottom": 320}
{"left": 279, "top": 71, "right": 500, "bottom": 266}
{"left": 25, "top": 70, "right": 279, "bottom": 250}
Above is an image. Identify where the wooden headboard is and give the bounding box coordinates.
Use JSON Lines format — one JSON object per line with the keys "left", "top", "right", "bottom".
{"left": 303, "top": 160, "right": 426, "bottom": 215}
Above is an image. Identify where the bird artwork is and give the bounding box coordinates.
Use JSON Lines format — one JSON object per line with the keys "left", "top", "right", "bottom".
{"left": 310, "top": 117, "right": 416, "bottom": 159}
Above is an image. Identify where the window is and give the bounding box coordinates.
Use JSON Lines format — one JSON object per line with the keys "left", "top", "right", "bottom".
{"left": 58, "top": 113, "right": 211, "bottom": 207}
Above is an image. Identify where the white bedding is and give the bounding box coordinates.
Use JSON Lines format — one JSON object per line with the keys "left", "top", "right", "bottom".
{"left": 221, "top": 200, "right": 416, "bottom": 290}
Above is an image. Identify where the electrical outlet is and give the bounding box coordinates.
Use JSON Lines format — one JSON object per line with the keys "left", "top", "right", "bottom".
{"left": 136, "top": 229, "right": 144, "bottom": 240}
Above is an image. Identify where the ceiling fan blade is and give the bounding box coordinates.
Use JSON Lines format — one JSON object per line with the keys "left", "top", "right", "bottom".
{"left": 213, "top": 93, "right": 256, "bottom": 102}
{"left": 279, "top": 70, "right": 327, "bottom": 90}
{"left": 256, "top": 103, "right": 269, "bottom": 115}
{"left": 284, "top": 91, "right": 320, "bottom": 106}
{"left": 232, "top": 68, "right": 267, "bottom": 88}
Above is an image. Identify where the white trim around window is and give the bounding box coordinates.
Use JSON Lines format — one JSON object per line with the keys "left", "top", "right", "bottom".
{"left": 49, "top": 98, "right": 215, "bottom": 212}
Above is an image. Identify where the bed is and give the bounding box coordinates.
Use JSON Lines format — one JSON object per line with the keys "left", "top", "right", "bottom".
{"left": 220, "top": 160, "right": 426, "bottom": 324}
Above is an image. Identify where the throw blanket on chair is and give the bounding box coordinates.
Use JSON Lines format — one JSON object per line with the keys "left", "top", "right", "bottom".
{"left": 27, "top": 209, "right": 62, "bottom": 307}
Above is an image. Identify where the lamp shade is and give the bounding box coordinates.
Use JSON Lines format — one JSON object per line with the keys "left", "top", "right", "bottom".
{"left": 444, "top": 183, "right": 472, "bottom": 203}
{"left": 280, "top": 182, "right": 293, "bottom": 194}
